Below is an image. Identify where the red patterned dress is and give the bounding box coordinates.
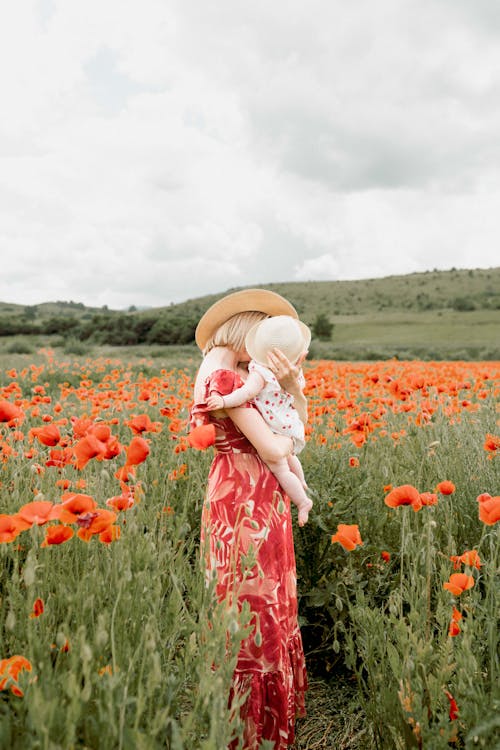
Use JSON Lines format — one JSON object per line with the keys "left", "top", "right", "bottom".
{"left": 190, "top": 369, "right": 307, "bottom": 749}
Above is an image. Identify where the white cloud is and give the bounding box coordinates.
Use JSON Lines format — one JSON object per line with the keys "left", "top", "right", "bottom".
{"left": 0, "top": 0, "right": 499, "bottom": 307}
{"left": 294, "top": 254, "right": 340, "bottom": 281}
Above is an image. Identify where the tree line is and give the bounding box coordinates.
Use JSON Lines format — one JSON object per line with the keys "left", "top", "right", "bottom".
{"left": 0, "top": 309, "right": 336, "bottom": 346}
{"left": 0, "top": 311, "right": 198, "bottom": 345}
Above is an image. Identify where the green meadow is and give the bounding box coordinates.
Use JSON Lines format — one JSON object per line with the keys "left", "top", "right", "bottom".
{"left": 1, "top": 267, "right": 499, "bottom": 360}
{"left": 0, "top": 351, "right": 498, "bottom": 748}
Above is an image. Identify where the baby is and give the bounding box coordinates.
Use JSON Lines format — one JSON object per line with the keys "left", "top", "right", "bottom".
{"left": 206, "top": 315, "right": 313, "bottom": 526}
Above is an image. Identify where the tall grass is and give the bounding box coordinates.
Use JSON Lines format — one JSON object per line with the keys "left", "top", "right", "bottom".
{"left": 0, "top": 352, "right": 498, "bottom": 748}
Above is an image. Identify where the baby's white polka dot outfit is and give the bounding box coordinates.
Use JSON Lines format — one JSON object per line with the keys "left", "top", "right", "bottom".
{"left": 249, "top": 361, "right": 305, "bottom": 453}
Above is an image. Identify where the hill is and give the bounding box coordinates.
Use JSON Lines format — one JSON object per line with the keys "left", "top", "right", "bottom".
{"left": 0, "top": 267, "right": 499, "bottom": 360}
{"left": 143, "top": 266, "right": 500, "bottom": 319}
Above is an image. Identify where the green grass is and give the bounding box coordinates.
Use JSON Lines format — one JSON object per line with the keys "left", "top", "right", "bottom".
{"left": 0, "top": 352, "right": 498, "bottom": 748}
{"left": 1, "top": 267, "right": 500, "bottom": 361}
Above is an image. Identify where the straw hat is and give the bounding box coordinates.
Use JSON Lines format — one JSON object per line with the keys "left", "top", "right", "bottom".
{"left": 245, "top": 315, "right": 311, "bottom": 366}
{"left": 195, "top": 289, "right": 298, "bottom": 350}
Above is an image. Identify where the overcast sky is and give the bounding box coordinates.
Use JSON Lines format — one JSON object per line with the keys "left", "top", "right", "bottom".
{"left": 1, "top": 0, "right": 499, "bottom": 309}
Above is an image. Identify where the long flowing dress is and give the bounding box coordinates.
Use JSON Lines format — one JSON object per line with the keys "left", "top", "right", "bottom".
{"left": 190, "top": 369, "right": 308, "bottom": 750}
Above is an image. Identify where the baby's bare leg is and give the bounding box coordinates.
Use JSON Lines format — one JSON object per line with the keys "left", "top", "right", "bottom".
{"left": 266, "top": 456, "right": 313, "bottom": 526}
{"left": 287, "top": 454, "right": 308, "bottom": 490}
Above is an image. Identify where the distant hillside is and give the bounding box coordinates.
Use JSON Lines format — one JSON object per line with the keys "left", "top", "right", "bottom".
{"left": 1, "top": 267, "right": 499, "bottom": 360}
{"left": 143, "top": 266, "right": 500, "bottom": 322}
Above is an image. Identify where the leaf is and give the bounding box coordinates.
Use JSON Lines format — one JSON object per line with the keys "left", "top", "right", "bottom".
{"left": 386, "top": 641, "right": 401, "bottom": 679}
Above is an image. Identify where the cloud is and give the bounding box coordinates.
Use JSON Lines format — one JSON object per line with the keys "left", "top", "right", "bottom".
{"left": 0, "top": 0, "right": 499, "bottom": 307}
{"left": 294, "top": 255, "right": 340, "bottom": 281}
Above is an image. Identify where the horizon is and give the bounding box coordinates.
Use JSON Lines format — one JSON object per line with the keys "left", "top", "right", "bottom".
{"left": 0, "top": 264, "right": 498, "bottom": 311}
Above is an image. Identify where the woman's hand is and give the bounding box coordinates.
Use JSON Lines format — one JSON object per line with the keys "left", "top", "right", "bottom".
{"left": 267, "top": 348, "right": 304, "bottom": 391}
{"left": 267, "top": 348, "right": 308, "bottom": 424}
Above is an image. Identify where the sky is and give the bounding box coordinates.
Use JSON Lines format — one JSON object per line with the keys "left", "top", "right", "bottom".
{"left": 1, "top": 0, "right": 499, "bottom": 309}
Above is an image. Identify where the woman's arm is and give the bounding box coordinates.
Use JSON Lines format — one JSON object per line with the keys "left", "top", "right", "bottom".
{"left": 228, "top": 406, "right": 293, "bottom": 464}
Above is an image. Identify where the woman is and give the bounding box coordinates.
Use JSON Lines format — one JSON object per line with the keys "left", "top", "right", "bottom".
{"left": 190, "top": 289, "right": 308, "bottom": 749}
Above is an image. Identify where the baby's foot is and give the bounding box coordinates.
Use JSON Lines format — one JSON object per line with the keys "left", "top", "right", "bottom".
{"left": 297, "top": 497, "right": 313, "bottom": 527}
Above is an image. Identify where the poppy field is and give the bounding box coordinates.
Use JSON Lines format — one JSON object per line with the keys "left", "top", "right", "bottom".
{"left": 0, "top": 349, "right": 498, "bottom": 749}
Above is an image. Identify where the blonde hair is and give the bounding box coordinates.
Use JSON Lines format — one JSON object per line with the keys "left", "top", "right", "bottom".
{"left": 203, "top": 311, "right": 267, "bottom": 355}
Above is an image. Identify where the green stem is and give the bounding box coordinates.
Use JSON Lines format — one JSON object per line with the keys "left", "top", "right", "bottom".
{"left": 400, "top": 510, "right": 407, "bottom": 620}
{"left": 425, "top": 510, "right": 433, "bottom": 641}
{"left": 488, "top": 530, "right": 499, "bottom": 694}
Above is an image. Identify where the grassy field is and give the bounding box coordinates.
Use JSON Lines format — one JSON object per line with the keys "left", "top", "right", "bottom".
{"left": 0, "top": 349, "right": 498, "bottom": 748}
{"left": 1, "top": 305, "right": 499, "bottom": 366}
{"left": 1, "top": 267, "right": 499, "bottom": 360}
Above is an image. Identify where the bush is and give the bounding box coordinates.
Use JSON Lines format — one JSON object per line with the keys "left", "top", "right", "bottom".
{"left": 4, "top": 340, "right": 34, "bottom": 354}
{"left": 63, "top": 340, "right": 93, "bottom": 356}
{"left": 451, "top": 296, "right": 476, "bottom": 311}
{"left": 312, "top": 313, "right": 334, "bottom": 341}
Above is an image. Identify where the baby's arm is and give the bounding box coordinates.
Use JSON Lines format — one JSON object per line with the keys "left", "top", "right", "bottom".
{"left": 206, "top": 371, "right": 265, "bottom": 411}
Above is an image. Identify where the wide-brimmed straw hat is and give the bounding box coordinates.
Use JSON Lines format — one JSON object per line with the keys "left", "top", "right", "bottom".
{"left": 195, "top": 289, "right": 298, "bottom": 350}
{"left": 245, "top": 315, "right": 311, "bottom": 366}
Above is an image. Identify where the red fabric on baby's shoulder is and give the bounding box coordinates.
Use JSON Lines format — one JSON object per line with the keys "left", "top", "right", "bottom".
{"left": 189, "top": 368, "right": 253, "bottom": 436}
{"left": 206, "top": 368, "right": 245, "bottom": 397}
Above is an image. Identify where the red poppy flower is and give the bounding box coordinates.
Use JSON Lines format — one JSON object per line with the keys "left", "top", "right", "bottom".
{"left": 98, "top": 525, "right": 121, "bottom": 544}
{"left": 73, "top": 434, "right": 107, "bottom": 470}
{"left": 114, "top": 465, "right": 136, "bottom": 483}
{"left": 483, "top": 433, "right": 499, "bottom": 453}
{"left": 126, "top": 436, "right": 150, "bottom": 466}
{"left": 105, "top": 494, "right": 134, "bottom": 511}
{"left": 76, "top": 509, "right": 117, "bottom": 538}
{"left": 188, "top": 424, "right": 216, "bottom": 450}
{"left": 0, "top": 400, "right": 23, "bottom": 425}
{"left": 384, "top": 484, "right": 422, "bottom": 512}
{"left": 436, "top": 481, "right": 455, "bottom": 495}
{"left": 476, "top": 493, "right": 500, "bottom": 525}
{"left": 448, "top": 620, "right": 460, "bottom": 637}
{"left": 56, "top": 493, "right": 98, "bottom": 524}
{"left": 331, "top": 524, "right": 363, "bottom": 551}
{"left": 444, "top": 690, "right": 459, "bottom": 721}
{"left": 71, "top": 417, "right": 93, "bottom": 437}
{"left": 443, "top": 573, "right": 474, "bottom": 596}
{"left": 29, "top": 598, "right": 44, "bottom": 618}
{"left": 450, "top": 549, "right": 482, "bottom": 570}
{"left": 41, "top": 525, "right": 74, "bottom": 546}
{"left": 381, "top": 550, "right": 391, "bottom": 562}
{"left": 0, "top": 655, "right": 32, "bottom": 697}
{"left": 18, "top": 501, "right": 59, "bottom": 526}
{"left": 30, "top": 425, "right": 61, "bottom": 447}
{"left": 102, "top": 435, "right": 122, "bottom": 460}
{"left": 45, "top": 447, "right": 74, "bottom": 468}
{"left": 88, "top": 424, "right": 111, "bottom": 442}
{"left": 349, "top": 457, "right": 360, "bottom": 468}
{"left": 0, "top": 515, "right": 23, "bottom": 543}
{"left": 126, "top": 414, "right": 161, "bottom": 434}
{"left": 419, "top": 492, "right": 438, "bottom": 506}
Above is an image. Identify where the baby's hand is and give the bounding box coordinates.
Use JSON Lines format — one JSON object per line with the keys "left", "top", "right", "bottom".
{"left": 206, "top": 394, "right": 224, "bottom": 410}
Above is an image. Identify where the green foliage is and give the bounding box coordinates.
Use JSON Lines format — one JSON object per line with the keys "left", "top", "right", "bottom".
{"left": 292, "top": 405, "right": 499, "bottom": 749}
{"left": 0, "top": 351, "right": 498, "bottom": 748}
{"left": 4, "top": 340, "right": 35, "bottom": 355}
{"left": 312, "top": 313, "right": 334, "bottom": 341}
{"left": 1, "top": 267, "right": 500, "bottom": 357}
{"left": 452, "top": 297, "right": 477, "bottom": 312}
